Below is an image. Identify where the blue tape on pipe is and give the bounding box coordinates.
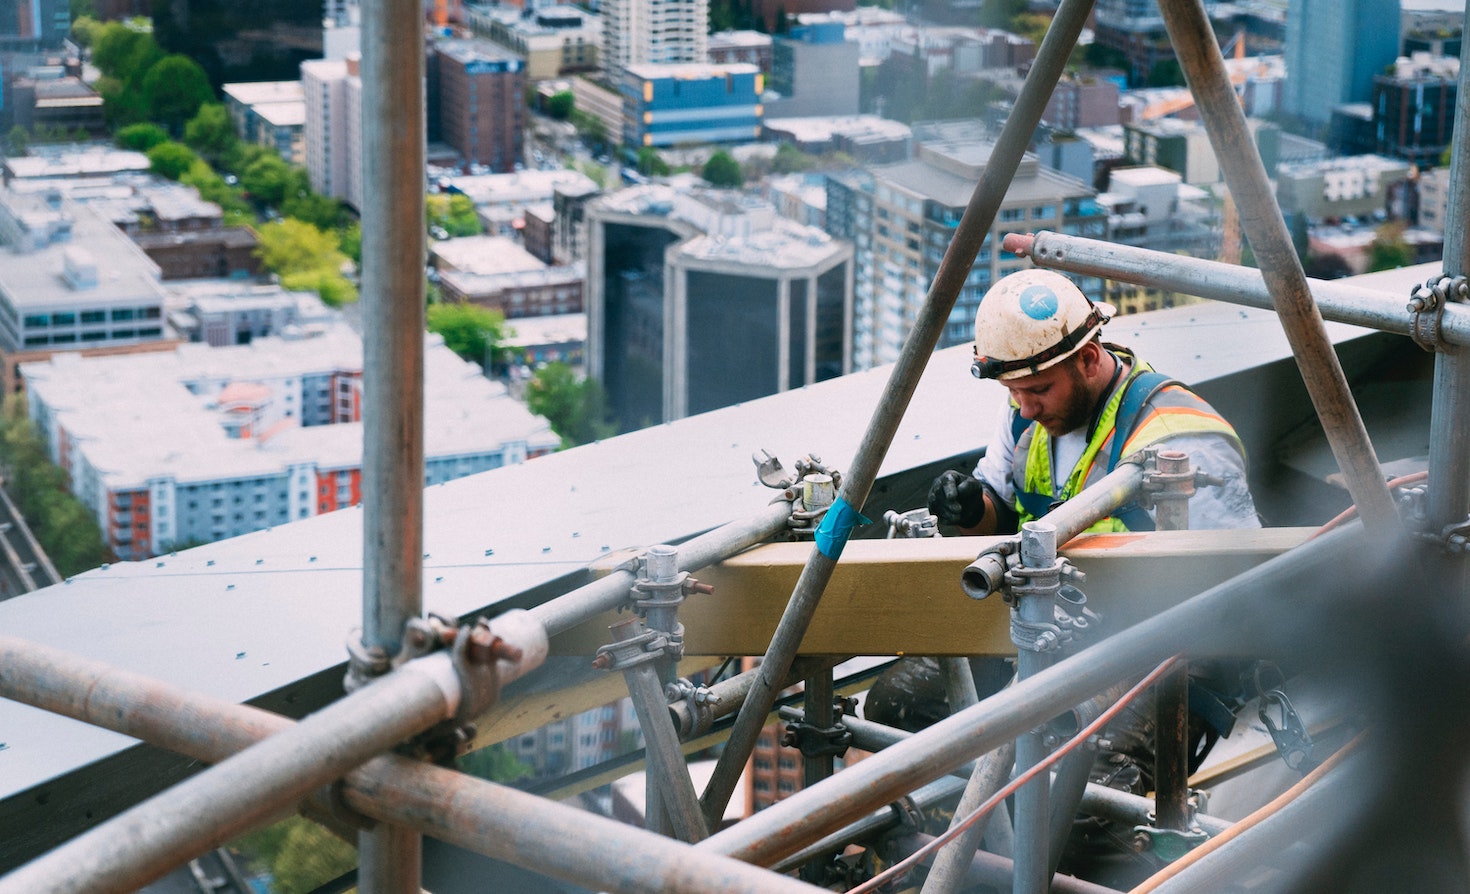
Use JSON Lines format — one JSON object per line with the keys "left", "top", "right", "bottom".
{"left": 814, "top": 496, "right": 871, "bottom": 560}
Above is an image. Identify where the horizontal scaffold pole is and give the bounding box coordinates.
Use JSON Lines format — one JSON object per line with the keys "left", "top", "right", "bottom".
{"left": 0, "top": 635, "right": 825, "bottom": 894}
{"left": 1005, "top": 231, "right": 1470, "bottom": 348}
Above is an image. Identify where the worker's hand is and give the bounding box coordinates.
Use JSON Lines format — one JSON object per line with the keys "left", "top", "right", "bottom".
{"left": 927, "top": 471, "right": 987, "bottom": 529}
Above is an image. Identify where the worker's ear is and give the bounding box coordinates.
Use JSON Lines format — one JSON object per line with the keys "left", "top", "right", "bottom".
{"left": 1076, "top": 340, "right": 1104, "bottom": 377}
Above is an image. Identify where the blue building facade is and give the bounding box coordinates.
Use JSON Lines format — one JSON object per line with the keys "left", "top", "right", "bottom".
{"left": 1283, "top": 0, "right": 1400, "bottom": 133}
{"left": 620, "top": 63, "right": 763, "bottom": 148}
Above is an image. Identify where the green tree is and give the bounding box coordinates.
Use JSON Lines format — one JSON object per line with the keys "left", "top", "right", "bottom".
{"left": 234, "top": 816, "right": 356, "bottom": 894}
{"left": 1146, "top": 58, "right": 1186, "bottom": 88}
{"left": 6, "top": 126, "right": 28, "bottom": 156}
{"left": 636, "top": 146, "right": 671, "bottom": 176}
{"left": 701, "top": 149, "right": 743, "bottom": 187}
{"left": 547, "top": 90, "right": 574, "bottom": 120}
{"left": 283, "top": 189, "right": 344, "bottom": 231}
{"left": 255, "top": 218, "right": 347, "bottom": 276}
{"left": 282, "top": 267, "right": 358, "bottom": 307}
{"left": 526, "top": 361, "right": 616, "bottom": 447}
{"left": 146, "top": 140, "right": 199, "bottom": 180}
{"left": 338, "top": 222, "right": 363, "bottom": 264}
{"left": 770, "top": 142, "right": 815, "bottom": 174}
{"left": 117, "top": 122, "right": 170, "bottom": 152}
{"left": 240, "top": 152, "right": 295, "bottom": 207}
{"left": 1369, "top": 221, "right": 1413, "bottom": 272}
{"left": 90, "top": 21, "right": 160, "bottom": 81}
{"left": 142, "top": 54, "right": 215, "bottom": 135}
{"left": 426, "top": 301, "right": 507, "bottom": 367}
{"left": 70, "top": 14, "right": 102, "bottom": 48}
{"left": 457, "top": 743, "right": 534, "bottom": 783}
{"left": 426, "top": 193, "right": 482, "bottom": 238}
{"left": 183, "top": 102, "right": 237, "bottom": 163}
{"left": 0, "top": 397, "right": 109, "bottom": 577}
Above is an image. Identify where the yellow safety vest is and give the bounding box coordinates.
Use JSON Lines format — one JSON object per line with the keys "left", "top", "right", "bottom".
{"left": 1010, "top": 348, "right": 1244, "bottom": 532}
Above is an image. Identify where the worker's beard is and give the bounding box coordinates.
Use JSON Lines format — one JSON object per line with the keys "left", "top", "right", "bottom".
{"left": 1039, "top": 361, "right": 1097, "bottom": 438}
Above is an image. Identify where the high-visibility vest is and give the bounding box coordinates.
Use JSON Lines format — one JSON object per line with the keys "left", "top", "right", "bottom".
{"left": 1008, "top": 348, "right": 1244, "bottom": 532}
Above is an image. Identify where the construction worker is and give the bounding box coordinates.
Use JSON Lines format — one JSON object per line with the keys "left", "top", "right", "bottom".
{"left": 928, "top": 269, "right": 1260, "bottom": 534}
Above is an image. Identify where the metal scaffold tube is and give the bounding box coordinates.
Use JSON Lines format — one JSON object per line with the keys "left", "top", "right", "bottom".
{"left": 697, "top": 525, "right": 1373, "bottom": 867}
{"left": 0, "top": 647, "right": 464, "bottom": 894}
{"left": 529, "top": 499, "right": 794, "bottom": 638}
{"left": 1426, "top": 5, "right": 1470, "bottom": 535}
{"left": 1004, "top": 232, "right": 1470, "bottom": 348}
{"left": 699, "top": 0, "right": 1100, "bottom": 827}
{"left": 1156, "top": 0, "right": 1398, "bottom": 535}
{"left": 0, "top": 636, "right": 821, "bottom": 894}
{"left": 358, "top": 0, "right": 428, "bottom": 883}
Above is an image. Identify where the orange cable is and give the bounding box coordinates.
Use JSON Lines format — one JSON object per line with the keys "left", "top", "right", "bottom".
{"left": 1127, "top": 729, "right": 1368, "bottom": 894}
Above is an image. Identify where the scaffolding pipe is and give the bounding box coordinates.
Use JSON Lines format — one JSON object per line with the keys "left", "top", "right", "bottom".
{"left": 778, "top": 708, "right": 1233, "bottom": 839}
{"left": 697, "top": 525, "right": 1369, "bottom": 867}
{"left": 1156, "top": 0, "right": 1398, "bottom": 535}
{"left": 673, "top": 657, "right": 845, "bottom": 739}
{"left": 0, "top": 650, "right": 465, "bottom": 894}
{"left": 1005, "top": 232, "right": 1470, "bottom": 347}
{"left": 611, "top": 618, "right": 708, "bottom": 843}
{"left": 771, "top": 777, "right": 967, "bottom": 874}
{"left": 963, "top": 461, "right": 1145, "bottom": 600}
{"left": 529, "top": 499, "right": 794, "bottom": 637}
{"left": 0, "top": 636, "right": 822, "bottom": 894}
{"left": 359, "top": 0, "right": 428, "bottom": 883}
{"left": 896, "top": 835, "right": 1123, "bottom": 894}
{"left": 697, "top": 0, "right": 1098, "bottom": 828}
{"left": 1426, "top": 4, "right": 1470, "bottom": 535}
{"left": 919, "top": 741, "right": 1016, "bottom": 894}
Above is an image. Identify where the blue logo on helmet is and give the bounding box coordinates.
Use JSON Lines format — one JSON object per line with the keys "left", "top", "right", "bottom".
{"left": 1018, "top": 284, "right": 1059, "bottom": 321}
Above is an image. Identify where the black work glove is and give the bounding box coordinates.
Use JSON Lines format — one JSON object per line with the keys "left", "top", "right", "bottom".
{"left": 927, "top": 470, "right": 988, "bottom": 529}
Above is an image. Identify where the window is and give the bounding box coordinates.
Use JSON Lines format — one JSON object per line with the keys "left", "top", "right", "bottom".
{"left": 1000, "top": 208, "right": 1024, "bottom": 222}
{"left": 111, "top": 308, "right": 135, "bottom": 322}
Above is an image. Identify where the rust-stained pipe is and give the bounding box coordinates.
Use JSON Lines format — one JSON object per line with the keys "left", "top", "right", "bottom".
{"left": 0, "top": 635, "right": 822, "bottom": 894}
{"left": 1155, "top": 0, "right": 1398, "bottom": 535}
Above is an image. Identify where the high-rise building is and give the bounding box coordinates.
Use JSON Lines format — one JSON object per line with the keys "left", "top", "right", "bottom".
{"left": 301, "top": 56, "right": 364, "bottom": 210}
{"left": 434, "top": 40, "right": 527, "bottom": 174}
{"left": 619, "top": 63, "right": 763, "bottom": 148}
{"left": 826, "top": 140, "right": 1102, "bottom": 370}
{"left": 1282, "top": 0, "right": 1400, "bottom": 134}
{"left": 1372, "top": 53, "right": 1459, "bottom": 168}
{"left": 601, "top": 0, "right": 708, "bottom": 78}
{"left": 587, "top": 186, "right": 852, "bottom": 431}
{"left": 766, "top": 17, "right": 861, "bottom": 119}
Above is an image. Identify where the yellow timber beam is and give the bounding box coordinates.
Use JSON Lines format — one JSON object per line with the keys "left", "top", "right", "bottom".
{"left": 551, "top": 527, "right": 1314, "bottom": 658}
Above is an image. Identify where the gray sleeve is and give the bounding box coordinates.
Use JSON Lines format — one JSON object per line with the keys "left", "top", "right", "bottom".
{"left": 1152, "top": 434, "right": 1262, "bottom": 530}
{"left": 973, "top": 401, "right": 1018, "bottom": 507}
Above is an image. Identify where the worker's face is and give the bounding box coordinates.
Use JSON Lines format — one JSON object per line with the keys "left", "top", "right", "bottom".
{"left": 1003, "top": 352, "right": 1094, "bottom": 438}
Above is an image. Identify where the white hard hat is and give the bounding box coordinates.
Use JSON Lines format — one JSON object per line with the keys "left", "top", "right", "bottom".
{"left": 971, "top": 269, "right": 1112, "bottom": 381}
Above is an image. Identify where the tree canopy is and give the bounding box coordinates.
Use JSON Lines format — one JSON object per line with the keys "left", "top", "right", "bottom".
{"left": 142, "top": 54, "right": 216, "bottom": 135}
{"left": 146, "top": 140, "right": 200, "bottom": 180}
{"left": 546, "top": 90, "right": 574, "bottom": 120}
{"left": 255, "top": 219, "right": 357, "bottom": 306}
{"left": 183, "top": 102, "right": 237, "bottom": 163}
{"left": 117, "top": 122, "right": 170, "bottom": 152}
{"left": 701, "top": 150, "right": 743, "bottom": 187}
{"left": 426, "top": 302, "right": 507, "bottom": 367}
{"left": 427, "top": 193, "right": 484, "bottom": 238}
{"left": 526, "top": 362, "right": 616, "bottom": 448}
{"left": 0, "top": 397, "right": 108, "bottom": 577}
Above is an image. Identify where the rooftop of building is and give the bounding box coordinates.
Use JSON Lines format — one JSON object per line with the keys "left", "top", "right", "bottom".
{"left": 502, "top": 311, "right": 587, "bottom": 347}
{"left": 1278, "top": 153, "right": 1412, "bottom": 178}
{"left": 677, "top": 217, "right": 847, "bottom": 270}
{"left": 1108, "top": 165, "right": 1183, "bottom": 189}
{"left": 20, "top": 326, "right": 557, "bottom": 491}
{"left": 878, "top": 142, "right": 1092, "bottom": 206}
{"left": 1383, "top": 51, "right": 1460, "bottom": 81}
{"left": 708, "top": 29, "right": 772, "bottom": 49}
{"left": 253, "top": 101, "right": 307, "bottom": 128}
{"left": 164, "top": 280, "right": 332, "bottom": 319}
{"left": 0, "top": 191, "right": 165, "bottom": 309}
{"left": 81, "top": 181, "right": 224, "bottom": 228}
{"left": 2, "top": 144, "right": 150, "bottom": 181}
{"left": 443, "top": 169, "right": 601, "bottom": 207}
{"left": 763, "top": 114, "right": 913, "bottom": 144}
{"left": 623, "top": 62, "right": 761, "bottom": 81}
{"left": 432, "top": 235, "right": 550, "bottom": 276}
{"left": 221, "top": 81, "right": 306, "bottom": 106}
{"left": 435, "top": 37, "right": 525, "bottom": 66}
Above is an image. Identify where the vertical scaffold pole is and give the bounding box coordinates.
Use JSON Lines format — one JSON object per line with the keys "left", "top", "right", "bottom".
{"left": 698, "top": 0, "right": 1099, "bottom": 828}
{"left": 1427, "top": 6, "right": 1470, "bottom": 543}
{"left": 1156, "top": 0, "right": 1398, "bottom": 535}
{"left": 359, "top": 0, "right": 427, "bottom": 884}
